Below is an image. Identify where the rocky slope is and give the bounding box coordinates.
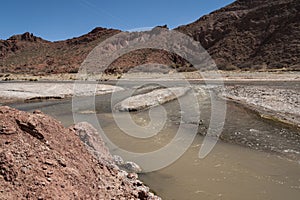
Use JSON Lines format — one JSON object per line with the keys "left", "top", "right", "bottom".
{"left": 0, "top": 106, "right": 160, "bottom": 199}
{"left": 176, "top": 0, "right": 300, "bottom": 70}
{"left": 0, "top": 28, "right": 121, "bottom": 74}
{"left": 0, "top": 27, "right": 191, "bottom": 75}
{"left": 0, "top": 0, "right": 299, "bottom": 74}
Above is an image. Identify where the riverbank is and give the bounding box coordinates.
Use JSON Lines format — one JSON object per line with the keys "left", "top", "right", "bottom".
{"left": 0, "top": 106, "right": 160, "bottom": 199}
{"left": 1, "top": 72, "right": 300, "bottom": 160}
{"left": 217, "top": 85, "right": 300, "bottom": 128}
{"left": 6, "top": 86, "right": 300, "bottom": 200}
{"left": 0, "top": 82, "right": 123, "bottom": 104}
{"left": 1, "top": 70, "right": 299, "bottom": 82}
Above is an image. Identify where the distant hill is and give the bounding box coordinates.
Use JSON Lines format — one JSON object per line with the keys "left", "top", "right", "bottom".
{"left": 0, "top": 0, "right": 299, "bottom": 75}
{"left": 0, "top": 27, "right": 191, "bottom": 75}
{"left": 176, "top": 0, "right": 300, "bottom": 70}
{"left": 0, "top": 28, "right": 121, "bottom": 74}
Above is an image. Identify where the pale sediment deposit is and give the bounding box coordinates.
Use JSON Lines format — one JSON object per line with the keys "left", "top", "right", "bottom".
{"left": 0, "top": 82, "right": 123, "bottom": 103}
{"left": 3, "top": 71, "right": 299, "bottom": 82}
{"left": 219, "top": 85, "right": 300, "bottom": 127}
{"left": 115, "top": 87, "right": 191, "bottom": 112}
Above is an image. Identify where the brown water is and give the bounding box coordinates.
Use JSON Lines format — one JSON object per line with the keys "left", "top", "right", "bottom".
{"left": 141, "top": 140, "right": 300, "bottom": 200}
{"left": 11, "top": 84, "right": 300, "bottom": 200}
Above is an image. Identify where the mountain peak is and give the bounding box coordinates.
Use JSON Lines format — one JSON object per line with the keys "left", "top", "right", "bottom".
{"left": 88, "top": 27, "right": 121, "bottom": 35}
{"left": 8, "top": 32, "right": 46, "bottom": 42}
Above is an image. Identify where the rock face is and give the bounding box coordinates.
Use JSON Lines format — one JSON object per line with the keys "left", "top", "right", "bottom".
{"left": 73, "top": 123, "right": 143, "bottom": 172}
{"left": 72, "top": 122, "right": 114, "bottom": 163}
{"left": 0, "top": 106, "right": 160, "bottom": 199}
{"left": 176, "top": 0, "right": 300, "bottom": 70}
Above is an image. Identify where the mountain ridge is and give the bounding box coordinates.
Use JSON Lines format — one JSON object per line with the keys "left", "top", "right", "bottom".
{"left": 176, "top": 0, "right": 300, "bottom": 70}
{"left": 1, "top": 0, "right": 299, "bottom": 75}
{"left": 0, "top": 27, "right": 121, "bottom": 74}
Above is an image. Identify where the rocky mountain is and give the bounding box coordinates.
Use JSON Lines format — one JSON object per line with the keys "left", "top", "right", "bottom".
{"left": 0, "top": 27, "right": 191, "bottom": 75}
{"left": 0, "top": 0, "right": 299, "bottom": 74}
{"left": 176, "top": 0, "right": 300, "bottom": 70}
{"left": 0, "top": 28, "right": 121, "bottom": 74}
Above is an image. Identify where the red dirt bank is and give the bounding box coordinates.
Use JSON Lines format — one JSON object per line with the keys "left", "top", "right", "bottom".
{"left": 0, "top": 106, "right": 160, "bottom": 200}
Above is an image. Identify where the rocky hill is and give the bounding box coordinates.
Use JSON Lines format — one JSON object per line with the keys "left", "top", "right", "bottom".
{"left": 176, "top": 0, "right": 300, "bottom": 70}
{"left": 0, "top": 27, "right": 191, "bottom": 75}
{"left": 0, "top": 106, "right": 160, "bottom": 199}
{"left": 0, "top": 0, "right": 299, "bottom": 74}
{"left": 0, "top": 28, "right": 121, "bottom": 74}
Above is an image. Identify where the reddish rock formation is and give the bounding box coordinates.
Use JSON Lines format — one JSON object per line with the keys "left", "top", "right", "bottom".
{"left": 1, "top": 0, "right": 299, "bottom": 74}
{"left": 105, "top": 48, "right": 192, "bottom": 74}
{"left": 0, "top": 106, "right": 160, "bottom": 199}
{"left": 0, "top": 27, "right": 191, "bottom": 75}
{"left": 176, "top": 0, "right": 300, "bottom": 70}
{"left": 0, "top": 28, "right": 121, "bottom": 75}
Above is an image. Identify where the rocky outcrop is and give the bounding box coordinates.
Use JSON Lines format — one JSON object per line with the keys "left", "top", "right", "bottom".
{"left": 8, "top": 32, "right": 45, "bottom": 42}
{"left": 176, "top": 0, "right": 300, "bottom": 70}
{"left": 0, "top": 106, "right": 160, "bottom": 199}
{"left": 73, "top": 122, "right": 143, "bottom": 174}
{"left": 72, "top": 122, "right": 114, "bottom": 163}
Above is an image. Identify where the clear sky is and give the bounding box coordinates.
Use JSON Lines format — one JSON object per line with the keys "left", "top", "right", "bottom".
{"left": 1, "top": 0, "right": 235, "bottom": 41}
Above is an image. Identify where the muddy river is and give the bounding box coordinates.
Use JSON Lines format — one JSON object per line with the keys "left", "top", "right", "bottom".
{"left": 10, "top": 82, "right": 300, "bottom": 200}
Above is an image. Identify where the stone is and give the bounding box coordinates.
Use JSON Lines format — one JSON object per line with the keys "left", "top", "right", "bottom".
{"left": 72, "top": 122, "right": 113, "bottom": 162}
{"left": 44, "top": 159, "right": 55, "bottom": 166}
{"left": 127, "top": 173, "right": 138, "bottom": 180}
{"left": 113, "top": 155, "right": 124, "bottom": 165}
{"left": 120, "top": 162, "right": 142, "bottom": 174}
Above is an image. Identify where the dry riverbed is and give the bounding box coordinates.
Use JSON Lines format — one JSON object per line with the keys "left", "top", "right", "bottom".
{"left": 217, "top": 86, "right": 300, "bottom": 127}
{"left": 1, "top": 70, "right": 299, "bottom": 82}
{"left": 0, "top": 82, "right": 123, "bottom": 104}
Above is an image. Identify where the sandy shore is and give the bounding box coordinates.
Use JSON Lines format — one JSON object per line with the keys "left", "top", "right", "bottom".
{"left": 1, "top": 70, "right": 300, "bottom": 82}
{"left": 0, "top": 82, "right": 123, "bottom": 104}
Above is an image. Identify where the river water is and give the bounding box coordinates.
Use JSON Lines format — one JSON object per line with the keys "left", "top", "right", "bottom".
{"left": 10, "top": 82, "right": 300, "bottom": 200}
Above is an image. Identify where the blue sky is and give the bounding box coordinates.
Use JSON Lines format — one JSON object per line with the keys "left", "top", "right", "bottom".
{"left": 1, "top": 0, "right": 234, "bottom": 41}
